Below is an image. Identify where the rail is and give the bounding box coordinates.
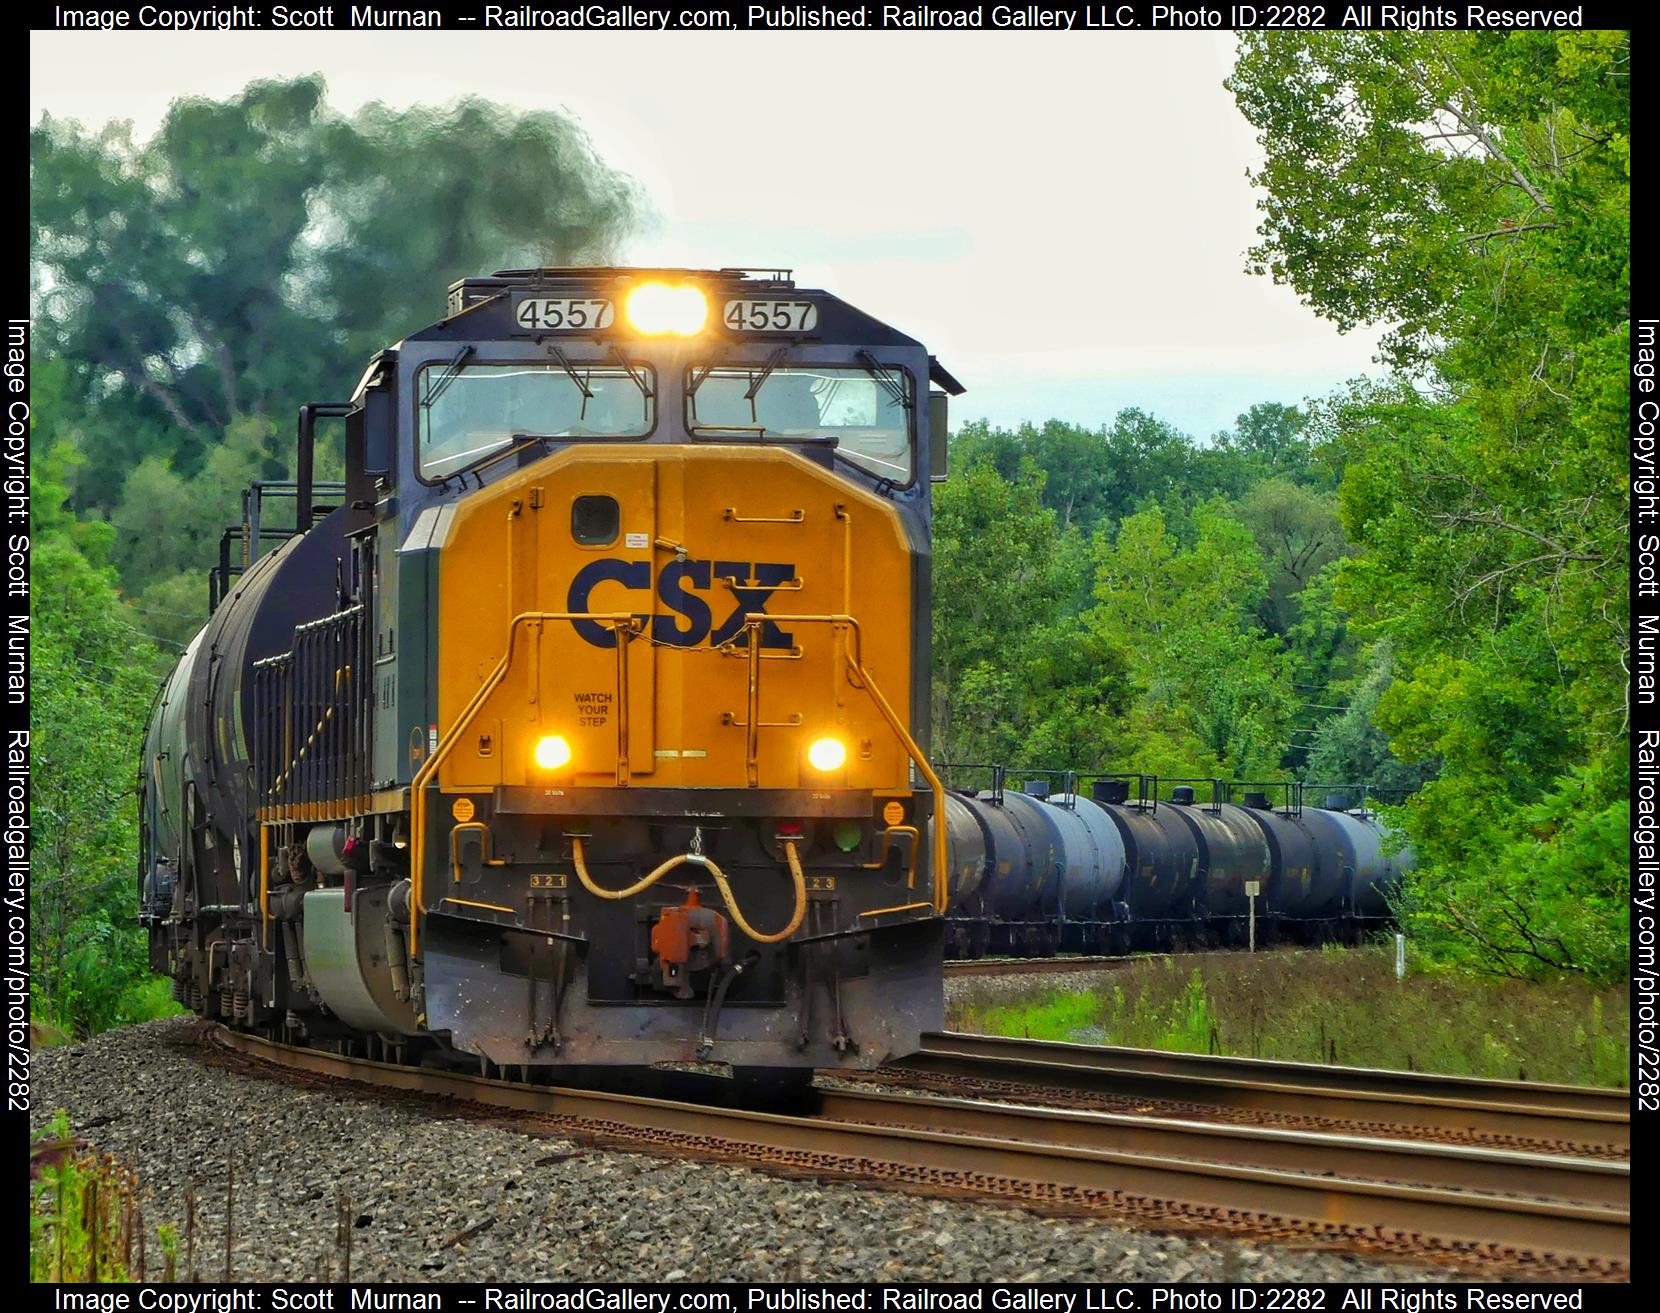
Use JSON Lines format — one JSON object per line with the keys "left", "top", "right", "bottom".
{"left": 212, "top": 1026, "right": 1629, "bottom": 1272}
{"left": 905, "top": 1032, "right": 1631, "bottom": 1154}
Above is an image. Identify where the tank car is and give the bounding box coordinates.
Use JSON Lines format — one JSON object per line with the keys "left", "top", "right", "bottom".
{"left": 937, "top": 773, "right": 1411, "bottom": 958}
{"left": 941, "top": 779, "right": 1128, "bottom": 956}
{"left": 139, "top": 267, "right": 967, "bottom": 1088}
{"left": 1160, "top": 784, "right": 1274, "bottom": 947}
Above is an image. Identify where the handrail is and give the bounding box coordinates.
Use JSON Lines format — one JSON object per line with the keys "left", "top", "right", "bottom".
{"left": 738, "top": 612, "right": 949, "bottom": 915}
{"left": 408, "top": 610, "right": 638, "bottom": 957}
{"left": 409, "top": 607, "right": 948, "bottom": 957}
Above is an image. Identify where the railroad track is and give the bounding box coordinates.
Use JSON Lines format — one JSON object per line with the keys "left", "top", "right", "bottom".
{"left": 207, "top": 1026, "right": 1628, "bottom": 1276}
{"left": 893, "top": 1033, "right": 1631, "bottom": 1158}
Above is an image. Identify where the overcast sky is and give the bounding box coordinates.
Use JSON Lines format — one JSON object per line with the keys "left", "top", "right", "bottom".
{"left": 30, "top": 30, "right": 1385, "bottom": 437}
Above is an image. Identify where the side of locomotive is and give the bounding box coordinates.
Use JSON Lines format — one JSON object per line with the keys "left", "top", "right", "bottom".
{"left": 940, "top": 776, "right": 1410, "bottom": 958}
{"left": 140, "top": 267, "right": 966, "bottom": 1081}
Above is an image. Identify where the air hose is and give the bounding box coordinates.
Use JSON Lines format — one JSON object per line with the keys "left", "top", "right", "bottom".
{"left": 569, "top": 836, "right": 808, "bottom": 944}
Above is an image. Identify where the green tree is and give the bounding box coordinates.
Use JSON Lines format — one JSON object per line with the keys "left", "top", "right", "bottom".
{"left": 1215, "top": 401, "right": 1335, "bottom": 488}
{"left": 32, "top": 76, "right": 643, "bottom": 516}
{"left": 931, "top": 462, "right": 1080, "bottom": 768}
{"left": 1086, "top": 504, "right": 1296, "bottom": 779}
{"left": 30, "top": 443, "right": 171, "bottom": 1036}
{"left": 1230, "top": 31, "right": 1629, "bottom": 978}
{"left": 1303, "top": 643, "right": 1437, "bottom": 801}
{"left": 1234, "top": 476, "right": 1346, "bottom": 636}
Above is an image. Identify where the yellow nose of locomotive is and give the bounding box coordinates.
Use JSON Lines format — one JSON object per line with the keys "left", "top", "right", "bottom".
{"left": 433, "top": 444, "right": 916, "bottom": 795}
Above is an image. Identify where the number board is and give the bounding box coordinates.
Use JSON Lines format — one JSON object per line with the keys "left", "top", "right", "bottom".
{"left": 723, "top": 299, "right": 818, "bottom": 333}
{"left": 513, "top": 296, "right": 614, "bottom": 332}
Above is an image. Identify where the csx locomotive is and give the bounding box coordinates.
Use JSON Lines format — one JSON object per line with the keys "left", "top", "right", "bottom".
{"left": 140, "top": 268, "right": 963, "bottom": 1087}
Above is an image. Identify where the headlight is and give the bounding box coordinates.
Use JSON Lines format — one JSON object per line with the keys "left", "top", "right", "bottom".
{"left": 806, "top": 737, "right": 847, "bottom": 772}
{"left": 533, "top": 735, "right": 572, "bottom": 770}
{"left": 624, "top": 282, "right": 707, "bottom": 336}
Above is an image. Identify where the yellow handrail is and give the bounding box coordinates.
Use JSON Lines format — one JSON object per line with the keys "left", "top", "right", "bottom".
{"left": 739, "top": 612, "right": 951, "bottom": 916}
{"left": 408, "top": 611, "right": 637, "bottom": 957}
{"left": 409, "top": 608, "right": 949, "bottom": 959}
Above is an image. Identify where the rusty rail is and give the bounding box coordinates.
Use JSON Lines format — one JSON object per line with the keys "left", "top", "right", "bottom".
{"left": 944, "top": 955, "right": 1152, "bottom": 978}
{"left": 904, "top": 1033, "right": 1631, "bottom": 1154}
{"left": 211, "top": 1026, "right": 1627, "bottom": 1271}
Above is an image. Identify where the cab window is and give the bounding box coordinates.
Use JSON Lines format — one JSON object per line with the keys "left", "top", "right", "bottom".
{"left": 687, "top": 365, "right": 913, "bottom": 483}
{"left": 418, "top": 361, "right": 654, "bottom": 479}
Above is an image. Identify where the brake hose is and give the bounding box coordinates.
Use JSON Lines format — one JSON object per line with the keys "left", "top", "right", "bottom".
{"left": 570, "top": 835, "right": 808, "bottom": 944}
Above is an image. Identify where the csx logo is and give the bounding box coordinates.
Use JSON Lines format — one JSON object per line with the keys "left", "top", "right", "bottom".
{"left": 567, "top": 558, "right": 796, "bottom": 649}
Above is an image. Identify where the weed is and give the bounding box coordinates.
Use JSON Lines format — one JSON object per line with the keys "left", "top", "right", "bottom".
{"left": 948, "top": 946, "right": 1629, "bottom": 1086}
{"left": 30, "top": 1111, "right": 142, "bottom": 1281}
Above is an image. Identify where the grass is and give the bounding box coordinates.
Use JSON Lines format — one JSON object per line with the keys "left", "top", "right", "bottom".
{"left": 32, "top": 974, "right": 186, "bottom": 1048}
{"left": 29, "top": 1111, "right": 167, "bottom": 1281}
{"left": 949, "top": 945, "right": 1629, "bottom": 1087}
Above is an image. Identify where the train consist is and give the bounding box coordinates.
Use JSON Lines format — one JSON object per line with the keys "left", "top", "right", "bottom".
{"left": 940, "top": 775, "right": 1412, "bottom": 957}
{"left": 140, "top": 267, "right": 962, "bottom": 1091}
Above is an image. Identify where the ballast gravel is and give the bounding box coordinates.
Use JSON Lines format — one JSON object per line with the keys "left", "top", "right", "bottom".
{"left": 30, "top": 1018, "right": 1452, "bottom": 1284}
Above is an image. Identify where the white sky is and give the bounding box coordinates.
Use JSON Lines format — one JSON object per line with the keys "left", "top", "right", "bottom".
{"left": 30, "top": 30, "right": 1384, "bottom": 437}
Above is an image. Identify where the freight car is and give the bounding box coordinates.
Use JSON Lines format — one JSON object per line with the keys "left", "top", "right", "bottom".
{"left": 139, "top": 267, "right": 967, "bottom": 1091}
{"left": 938, "top": 773, "right": 1412, "bottom": 958}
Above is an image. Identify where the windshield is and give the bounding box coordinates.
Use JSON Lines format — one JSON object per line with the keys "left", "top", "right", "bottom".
{"left": 688, "top": 365, "right": 912, "bottom": 482}
{"left": 418, "top": 361, "right": 654, "bottom": 478}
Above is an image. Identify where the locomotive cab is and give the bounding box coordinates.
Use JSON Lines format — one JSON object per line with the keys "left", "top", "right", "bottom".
{"left": 143, "top": 268, "right": 963, "bottom": 1083}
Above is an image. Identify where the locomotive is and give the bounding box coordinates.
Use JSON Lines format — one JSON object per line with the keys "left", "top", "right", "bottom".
{"left": 938, "top": 773, "right": 1413, "bottom": 958}
{"left": 139, "top": 268, "right": 964, "bottom": 1088}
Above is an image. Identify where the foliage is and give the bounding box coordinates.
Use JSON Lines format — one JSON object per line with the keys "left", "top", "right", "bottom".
{"left": 937, "top": 404, "right": 1359, "bottom": 788}
{"left": 949, "top": 947, "right": 1629, "bottom": 1086}
{"left": 32, "top": 75, "right": 643, "bottom": 516}
{"left": 30, "top": 1111, "right": 144, "bottom": 1282}
{"left": 1304, "top": 643, "right": 1438, "bottom": 801}
{"left": 30, "top": 443, "right": 182, "bottom": 1037}
{"left": 930, "top": 462, "right": 1119, "bottom": 770}
{"left": 953, "top": 403, "right": 1313, "bottom": 543}
{"left": 1233, "top": 476, "right": 1345, "bottom": 635}
{"left": 1086, "top": 503, "right": 1296, "bottom": 779}
{"left": 1229, "top": 31, "right": 1629, "bottom": 979}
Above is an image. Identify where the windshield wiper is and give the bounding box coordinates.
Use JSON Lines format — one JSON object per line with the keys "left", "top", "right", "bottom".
{"left": 607, "top": 344, "right": 654, "bottom": 401}
{"left": 441, "top": 431, "right": 557, "bottom": 487}
{"left": 545, "top": 344, "right": 594, "bottom": 400}
{"left": 856, "top": 349, "right": 911, "bottom": 410}
{"left": 743, "top": 347, "right": 789, "bottom": 402}
{"left": 422, "top": 344, "right": 476, "bottom": 410}
{"left": 687, "top": 349, "right": 727, "bottom": 398}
